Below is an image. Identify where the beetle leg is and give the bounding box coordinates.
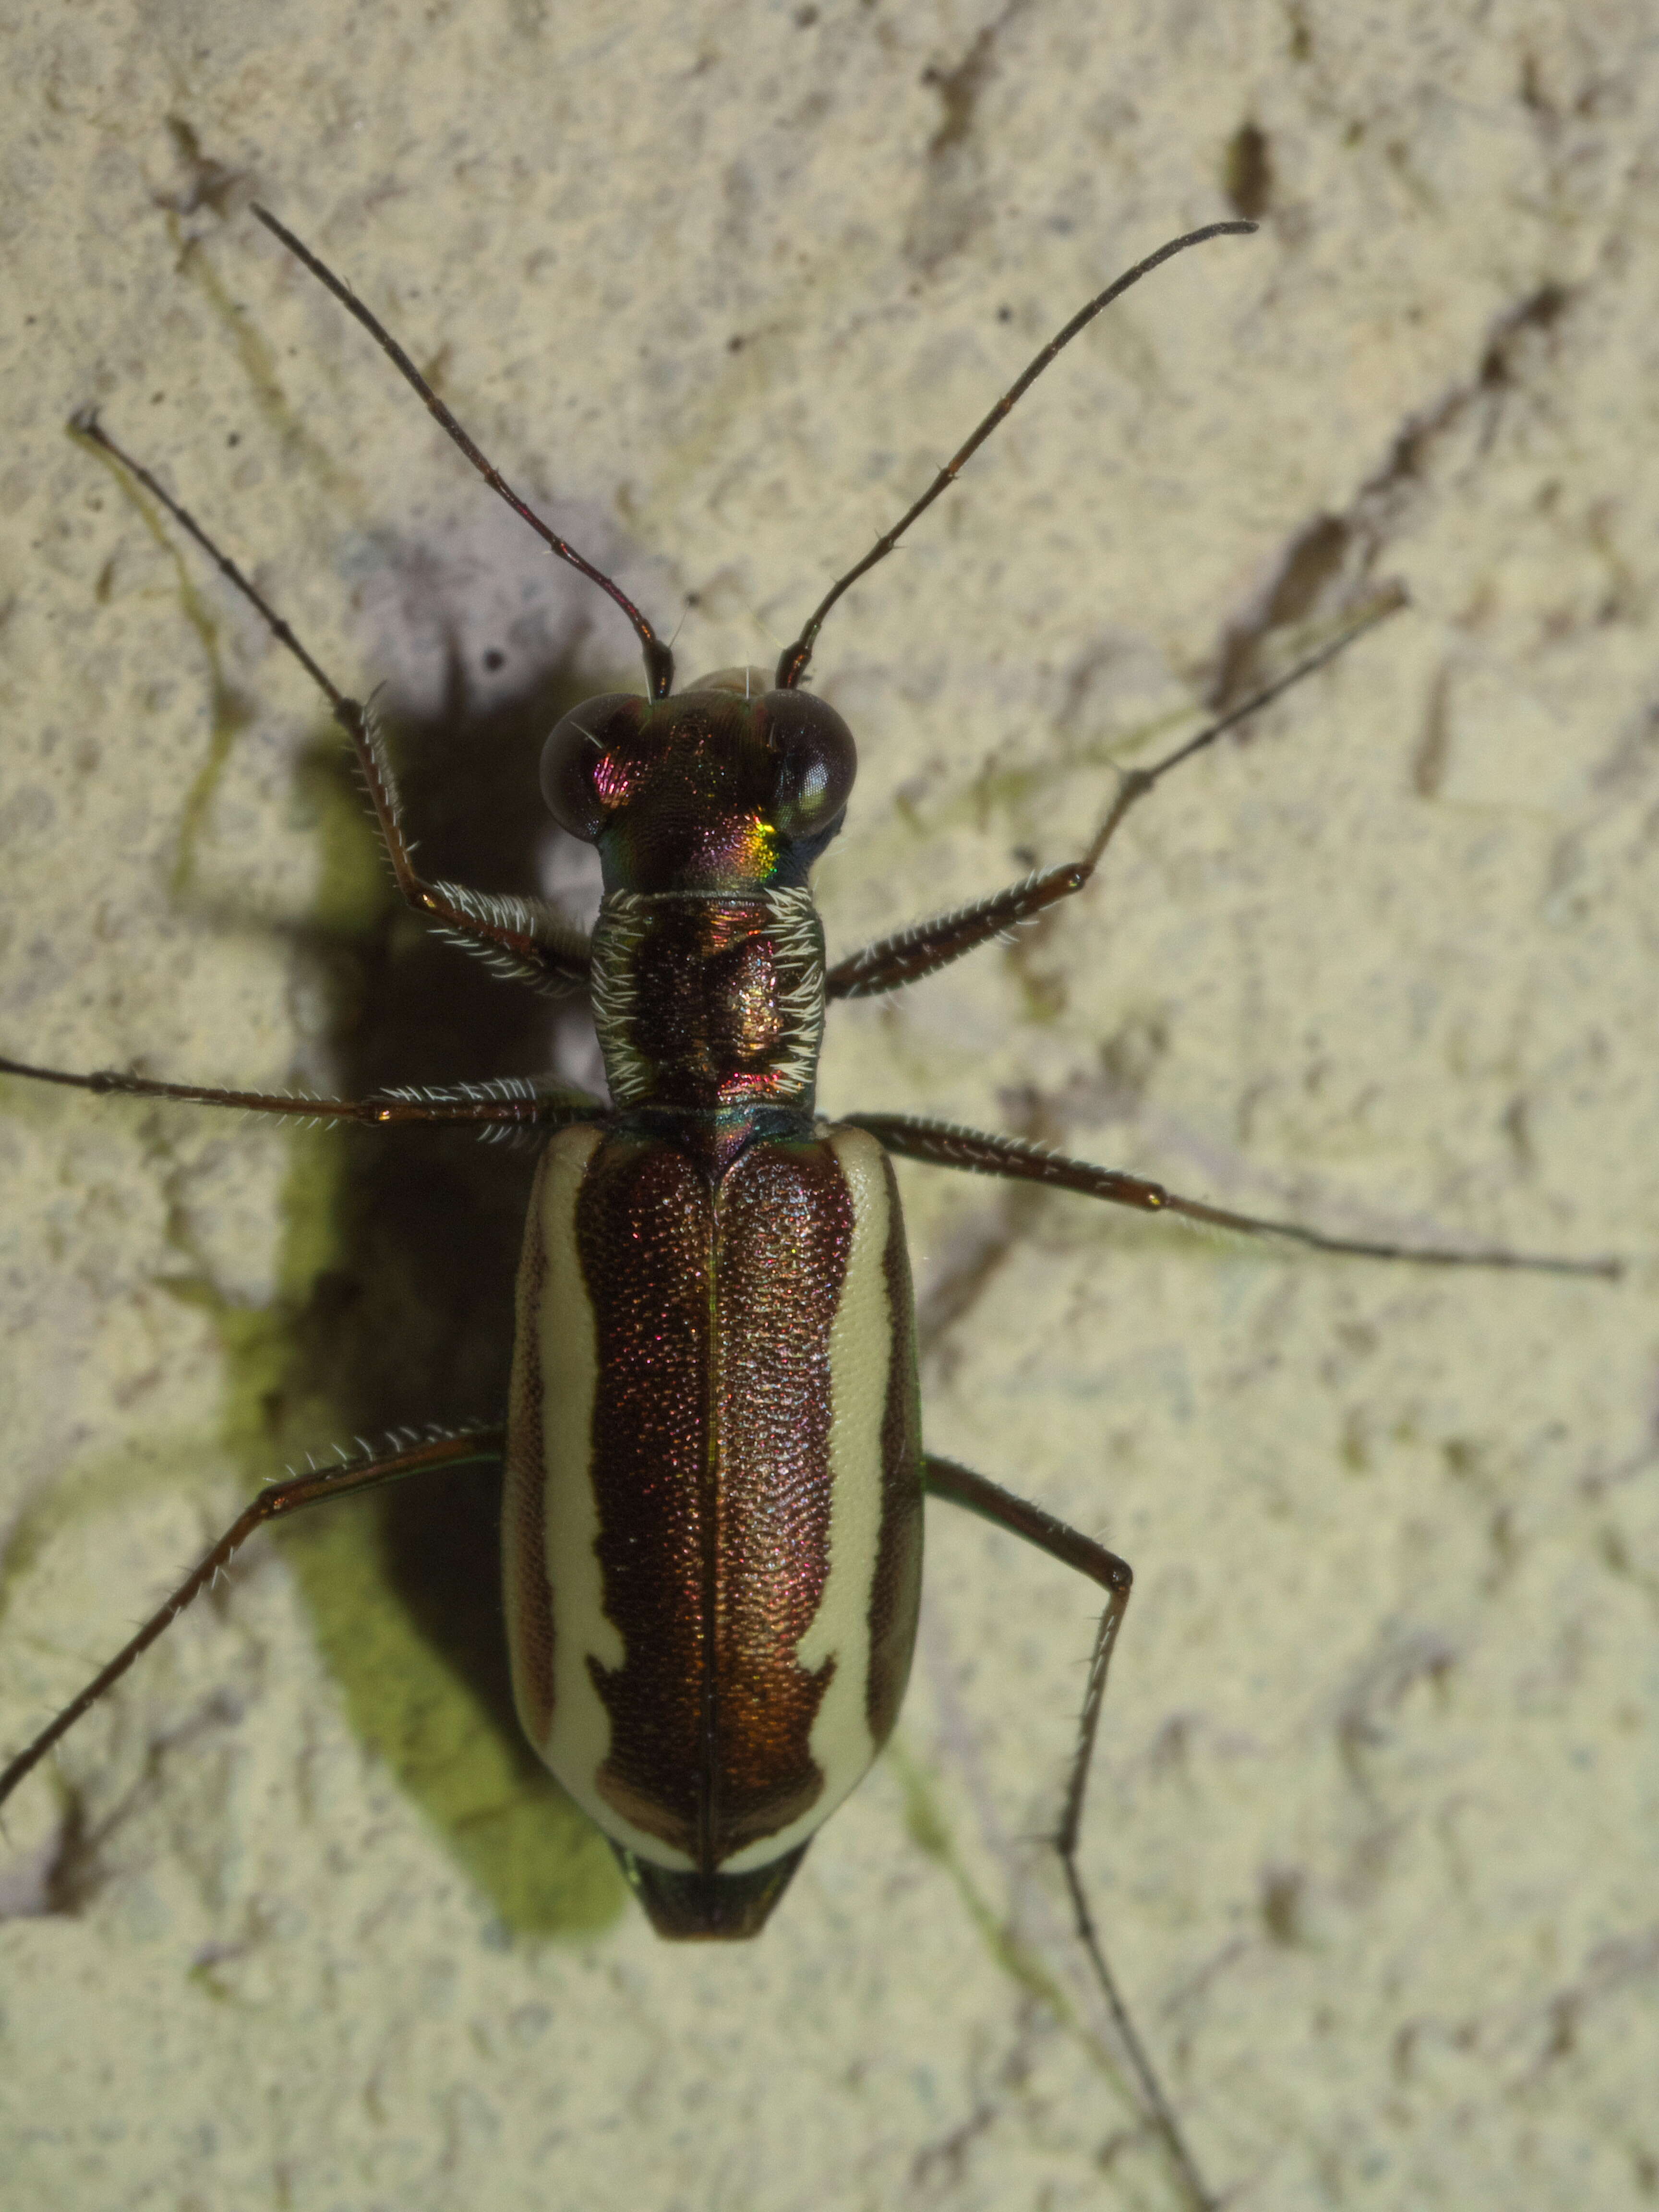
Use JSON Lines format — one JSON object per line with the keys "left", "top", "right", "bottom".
{"left": 74, "top": 413, "right": 590, "bottom": 993}
{"left": 827, "top": 594, "right": 1403, "bottom": 1001}
{"left": 0, "top": 1427, "right": 505, "bottom": 1815}
{"left": 342, "top": 688, "right": 591, "bottom": 993}
{"left": 852, "top": 1114, "right": 1620, "bottom": 1280}
{"left": 0, "top": 1056, "right": 605, "bottom": 1131}
{"left": 923, "top": 1452, "right": 1213, "bottom": 2212}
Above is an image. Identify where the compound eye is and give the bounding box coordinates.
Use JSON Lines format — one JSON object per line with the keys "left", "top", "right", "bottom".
{"left": 540, "top": 693, "right": 648, "bottom": 840}
{"left": 761, "top": 691, "right": 857, "bottom": 837}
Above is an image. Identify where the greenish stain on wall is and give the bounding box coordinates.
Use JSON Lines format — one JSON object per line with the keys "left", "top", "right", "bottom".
{"left": 886, "top": 1732, "right": 1158, "bottom": 2127}
{"left": 72, "top": 418, "right": 253, "bottom": 901}
{"left": 223, "top": 729, "right": 622, "bottom": 1937}
{"left": 167, "top": 207, "right": 363, "bottom": 505}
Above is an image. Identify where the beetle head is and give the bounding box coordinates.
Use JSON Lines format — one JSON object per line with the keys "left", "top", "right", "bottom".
{"left": 541, "top": 667, "right": 856, "bottom": 894}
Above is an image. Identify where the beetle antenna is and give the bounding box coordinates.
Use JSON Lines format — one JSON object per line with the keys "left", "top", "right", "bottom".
{"left": 774, "top": 219, "right": 1258, "bottom": 691}
{"left": 252, "top": 204, "right": 675, "bottom": 701}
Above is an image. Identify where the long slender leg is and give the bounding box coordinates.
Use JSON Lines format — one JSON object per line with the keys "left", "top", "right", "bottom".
{"left": 0, "top": 1055, "right": 604, "bottom": 1133}
{"left": 74, "top": 414, "right": 590, "bottom": 994}
{"left": 0, "top": 1427, "right": 505, "bottom": 1814}
{"left": 924, "top": 1453, "right": 1214, "bottom": 2212}
{"left": 855, "top": 1114, "right": 1621, "bottom": 1280}
{"left": 828, "top": 593, "right": 1402, "bottom": 1000}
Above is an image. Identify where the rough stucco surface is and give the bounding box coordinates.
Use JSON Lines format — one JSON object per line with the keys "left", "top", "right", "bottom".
{"left": 2, "top": 5, "right": 1658, "bottom": 2209}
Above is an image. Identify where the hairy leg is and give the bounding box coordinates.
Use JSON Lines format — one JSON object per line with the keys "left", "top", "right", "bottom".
{"left": 0, "top": 1427, "right": 505, "bottom": 1813}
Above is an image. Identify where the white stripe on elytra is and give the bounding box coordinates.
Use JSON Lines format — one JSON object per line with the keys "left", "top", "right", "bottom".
{"left": 531, "top": 1123, "right": 698, "bottom": 1871}
{"left": 720, "top": 1123, "right": 895, "bottom": 1875}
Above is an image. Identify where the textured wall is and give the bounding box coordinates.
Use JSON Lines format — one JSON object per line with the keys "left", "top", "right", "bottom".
{"left": 2, "top": 5, "right": 1657, "bottom": 2209}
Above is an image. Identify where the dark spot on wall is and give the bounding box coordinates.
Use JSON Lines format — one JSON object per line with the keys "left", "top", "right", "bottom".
{"left": 1479, "top": 283, "right": 1567, "bottom": 393}
{"left": 1413, "top": 662, "right": 1452, "bottom": 797}
{"left": 1097, "top": 1009, "right": 1168, "bottom": 1110}
{"left": 920, "top": 23, "right": 1000, "bottom": 157}
{"left": 1211, "top": 512, "right": 1354, "bottom": 707}
{"left": 159, "top": 117, "right": 245, "bottom": 220}
{"left": 1503, "top": 1093, "right": 1534, "bottom": 1171}
{"left": 1225, "top": 122, "right": 1274, "bottom": 221}
{"left": 1261, "top": 1863, "right": 1307, "bottom": 1945}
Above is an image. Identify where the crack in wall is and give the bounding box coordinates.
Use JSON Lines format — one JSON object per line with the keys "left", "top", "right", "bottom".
{"left": 1211, "top": 279, "right": 1575, "bottom": 711}
{"left": 906, "top": 0, "right": 1034, "bottom": 275}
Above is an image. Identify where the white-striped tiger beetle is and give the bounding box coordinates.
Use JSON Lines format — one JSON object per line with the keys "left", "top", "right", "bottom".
{"left": 0, "top": 207, "right": 1620, "bottom": 2210}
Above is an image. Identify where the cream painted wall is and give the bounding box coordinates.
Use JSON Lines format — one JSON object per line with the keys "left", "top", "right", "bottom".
{"left": 2, "top": 6, "right": 1657, "bottom": 2208}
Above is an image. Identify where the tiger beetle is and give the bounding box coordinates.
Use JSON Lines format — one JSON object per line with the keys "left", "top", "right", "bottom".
{"left": 0, "top": 208, "right": 1621, "bottom": 2212}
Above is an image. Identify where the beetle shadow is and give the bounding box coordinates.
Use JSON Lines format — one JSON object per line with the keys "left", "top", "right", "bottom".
{"left": 271, "top": 634, "right": 623, "bottom": 1938}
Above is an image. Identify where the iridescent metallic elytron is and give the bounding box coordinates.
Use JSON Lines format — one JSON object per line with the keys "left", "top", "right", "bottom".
{"left": 0, "top": 209, "right": 1617, "bottom": 2212}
